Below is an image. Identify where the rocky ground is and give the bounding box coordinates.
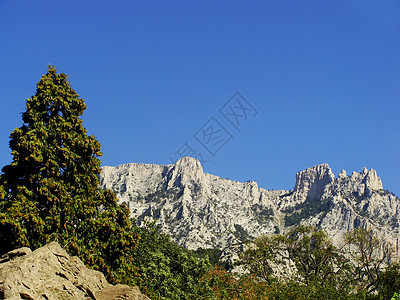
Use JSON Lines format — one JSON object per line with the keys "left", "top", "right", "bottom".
{"left": 0, "top": 242, "right": 148, "bottom": 300}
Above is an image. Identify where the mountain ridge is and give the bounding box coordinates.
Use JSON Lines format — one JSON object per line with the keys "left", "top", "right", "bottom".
{"left": 99, "top": 157, "right": 400, "bottom": 260}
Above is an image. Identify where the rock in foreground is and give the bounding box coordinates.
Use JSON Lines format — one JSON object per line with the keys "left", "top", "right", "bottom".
{"left": 0, "top": 242, "right": 148, "bottom": 300}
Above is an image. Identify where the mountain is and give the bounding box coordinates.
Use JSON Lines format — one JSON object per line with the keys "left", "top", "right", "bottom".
{"left": 99, "top": 157, "right": 400, "bottom": 260}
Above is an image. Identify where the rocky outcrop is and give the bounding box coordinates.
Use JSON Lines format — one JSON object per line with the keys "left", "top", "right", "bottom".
{"left": 0, "top": 242, "right": 149, "bottom": 300}
{"left": 99, "top": 157, "right": 400, "bottom": 260}
{"left": 101, "top": 157, "right": 286, "bottom": 250}
{"left": 292, "top": 164, "right": 335, "bottom": 202}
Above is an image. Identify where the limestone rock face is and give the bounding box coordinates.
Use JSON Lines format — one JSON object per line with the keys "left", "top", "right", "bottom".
{"left": 99, "top": 157, "right": 400, "bottom": 260}
{"left": 292, "top": 164, "right": 335, "bottom": 202}
{"left": 0, "top": 242, "right": 149, "bottom": 300}
{"left": 96, "top": 285, "right": 148, "bottom": 300}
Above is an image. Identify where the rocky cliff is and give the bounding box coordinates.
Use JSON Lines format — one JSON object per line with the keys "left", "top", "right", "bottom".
{"left": 99, "top": 157, "right": 400, "bottom": 259}
{"left": 0, "top": 242, "right": 149, "bottom": 300}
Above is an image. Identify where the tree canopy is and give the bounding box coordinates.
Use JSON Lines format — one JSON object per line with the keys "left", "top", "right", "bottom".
{"left": 0, "top": 66, "right": 139, "bottom": 283}
{"left": 238, "top": 225, "right": 399, "bottom": 299}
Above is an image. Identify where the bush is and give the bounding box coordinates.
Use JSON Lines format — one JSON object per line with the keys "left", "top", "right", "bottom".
{"left": 131, "top": 221, "right": 211, "bottom": 299}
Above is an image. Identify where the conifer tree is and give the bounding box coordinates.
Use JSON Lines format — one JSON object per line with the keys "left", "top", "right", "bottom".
{"left": 0, "top": 66, "right": 139, "bottom": 284}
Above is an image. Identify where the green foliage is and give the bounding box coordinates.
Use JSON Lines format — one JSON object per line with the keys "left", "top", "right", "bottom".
{"left": 195, "top": 266, "right": 270, "bottom": 299}
{"left": 0, "top": 66, "right": 140, "bottom": 284}
{"left": 343, "top": 228, "right": 393, "bottom": 294}
{"left": 131, "top": 221, "right": 211, "bottom": 300}
{"left": 379, "top": 263, "right": 400, "bottom": 300}
{"left": 285, "top": 226, "right": 349, "bottom": 285}
{"left": 0, "top": 182, "right": 6, "bottom": 200}
{"left": 392, "top": 292, "right": 400, "bottom": 300}
{"left": 195, "top": 248, "right": 222, "bottom": 267}
{"left": 240, "top": 226, "right": 346, "bottom": 287}
{"left": 264, "top": 278, "right": 358, "bottom": 300}
{"left": 195, "top": 266, "right": 359, "bottom": 300}
{"left": 238, "top": 226, "right": 400, "bottom": 299}
{"left": 238, "top": 233, "right": 283, "bottom": 283}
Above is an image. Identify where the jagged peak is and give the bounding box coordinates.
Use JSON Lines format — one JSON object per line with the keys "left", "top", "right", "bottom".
{"left": 345, "top": 167, "right": 383, "bottom": 191}
{"left": 363, "top": 168, "right": 383, "bottom": 191}
{"left": 293, "top": 163, "right": 335, "bottom": 202}
{"left": 166, "top": 157, "right": 204, "bottom": 190}
{"left": 302, "top": 163, "right": 333, "bottom": 173}
{"left": 338, "top": 169, "right": 347, "bottom": 179}
{"left": 362, "top": 167, "right": 368, "bottom": 175}
{"left": 175, "top": 156, "right": 203, "bottom": 172}
{"left": 294, "top": 164, "right": 335, "bottom": 183}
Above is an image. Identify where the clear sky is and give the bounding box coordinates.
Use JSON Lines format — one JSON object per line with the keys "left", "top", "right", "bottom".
{"left": 1, "top": 1, "right": 399, "bottom": 195}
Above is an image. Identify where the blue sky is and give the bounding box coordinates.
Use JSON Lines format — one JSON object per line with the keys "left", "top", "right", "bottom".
{"left": 1, "top": 1, "right": 399, "bottom": 195}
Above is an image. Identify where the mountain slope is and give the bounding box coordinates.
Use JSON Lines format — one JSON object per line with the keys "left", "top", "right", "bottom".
{"left": 99, "top": 157, "right": 400, "bottom": 258}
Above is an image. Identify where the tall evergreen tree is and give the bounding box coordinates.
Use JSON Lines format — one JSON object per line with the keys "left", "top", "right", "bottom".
{"left": 0, "top": 66, "right": 139, "bottom": 284}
